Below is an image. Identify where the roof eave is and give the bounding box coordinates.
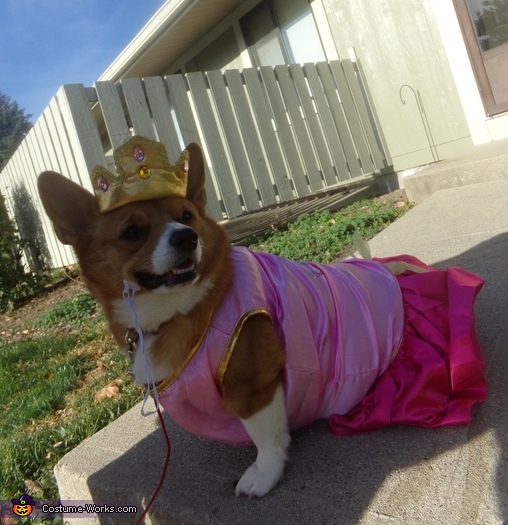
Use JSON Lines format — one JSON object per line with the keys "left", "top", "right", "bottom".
{"left": 98, "top": 0, "right": 198, "bottom": 82}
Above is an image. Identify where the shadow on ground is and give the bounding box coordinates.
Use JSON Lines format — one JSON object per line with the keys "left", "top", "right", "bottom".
{"left": 86, "top": 233, "right": 508, "bottom": 525}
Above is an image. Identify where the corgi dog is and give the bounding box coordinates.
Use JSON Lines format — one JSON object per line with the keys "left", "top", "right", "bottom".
{"left": 38, "top": 136, "right": 483, "bottom": 499}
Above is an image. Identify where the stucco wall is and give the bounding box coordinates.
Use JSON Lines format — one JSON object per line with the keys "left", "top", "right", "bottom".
{"left": 321, "top": 0, "right": 473, "bottom": 169}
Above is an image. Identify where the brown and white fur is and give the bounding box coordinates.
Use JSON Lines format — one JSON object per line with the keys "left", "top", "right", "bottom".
{"left": 38, "top": 143, "right": 288, "bottom": 498}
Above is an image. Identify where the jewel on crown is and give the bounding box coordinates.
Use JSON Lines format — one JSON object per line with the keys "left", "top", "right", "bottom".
{"left": 91, "top": 135, "right": 189, "bottom": 213}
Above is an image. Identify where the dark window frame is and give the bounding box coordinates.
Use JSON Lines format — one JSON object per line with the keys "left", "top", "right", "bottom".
{"left": 453, "top": 0, "right": 508, "bottom": 116}
{"left": 240, "top": 0, "right": 291, "bottom": 68}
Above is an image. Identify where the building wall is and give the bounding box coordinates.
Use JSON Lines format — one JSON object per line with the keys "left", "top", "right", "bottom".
{"left": 169, "top": 0, "right": 479, "bottom": 171}
{"left": 321, "top": 0, "right": 473, "bottom": 170}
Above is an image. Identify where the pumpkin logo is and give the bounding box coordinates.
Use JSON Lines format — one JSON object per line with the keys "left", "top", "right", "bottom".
{"left": 11, "top": 493, "right": 35, "bottom": 517}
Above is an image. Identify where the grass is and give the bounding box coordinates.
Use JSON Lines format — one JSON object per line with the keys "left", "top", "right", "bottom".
{"left": 0, "top": 297, "right": 143, "bottom": 509}
{"left": 33, "top": 293, "right": 100, "bottom": 329}
{"left": 244, "top": 198, "right": 412, "bottom": 262}
{"left": 0, "top": 194, "right": 412, "bottom": 519}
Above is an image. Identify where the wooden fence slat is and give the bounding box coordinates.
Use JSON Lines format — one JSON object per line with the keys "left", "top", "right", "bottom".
{"left": 224, "top": 70, "right": 277, "bottom": 206}
{"left": 32, "top": 116, "right": 72, "bottom": 266}
{"left": 241, "top": 68, "right": 294, "bottom": 202}
{"left": 58, "top": 84, "right": 108, "bottom": 176}
{"left": 35, "top": 116, "right": 58, "bottom": 172}
{"left": 24, "top": 125, "right": 58, "bottom": 266}
{"left": 95, "top": 81, "right": 131, "bottom": 149}
{"left": 340, "top": 60, "right": 387, "bottom": 170}
{"left": 303, "top": 63, "right": 350, "bottom": 181}
{"left": 26, "top": 127, "right": 45, "bottom": 182}
{"left": 32, "top": 115, "right": 69, "bottom": 268}
{"left": 186, "top": 72, "right": 243, "bottom": 218}
{"left": 315, "top": 63, "right": 362, "bottom": 178}
{"left": 328, "top": 61, "right": 373, "bottom": 173}
{"left": 120, "top": 78, "right": 156, "bottom": 139}
{"left": 143, "top": 76, "right": 183, "bottom": 161}
{"left": 274, "top": 65, "right": 323, "bottom": 192}
{"left": 43, "top": 102, "right": 67, "bottom": 176}
{"left": 164, "top": 74, "right": 223, "bottom": 221}
{"left": 289, "top": 64, "right": 337, "bottom": 186}
{"left": 24, "top": 127, "right": 66, "bottom": 267}
{"left": 45, "top": 96, "right": 90, "bottom": 273}
{"left": 206, "top": 70, "right": 260, "bottom": 212}
{"left": 47, "top": 97, "right": 81, "bottom": 185}
{"left": 259, "top": 66, "right": 309, "bottom": 197}
{"left": 164, "top": 75, "right": 202, "bottom": 145}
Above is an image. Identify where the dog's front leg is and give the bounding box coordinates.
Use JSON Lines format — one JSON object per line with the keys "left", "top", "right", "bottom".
{"left": 236, "top": 383, "right": 290, "bottom": 498}
{"left": 221, "top": 312, "right": 288, "bottom": 497}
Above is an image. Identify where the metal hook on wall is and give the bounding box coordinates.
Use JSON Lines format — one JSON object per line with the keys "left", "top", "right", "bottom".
{"left": 399, "top": 84, "right": 439, "bottom": 163}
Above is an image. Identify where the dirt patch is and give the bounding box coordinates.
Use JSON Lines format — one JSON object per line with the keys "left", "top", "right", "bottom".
{"left": 373, "top": 188, "right": 409, "bottom": 206}
{"left": 0, "top": 277, "right": 88, "bottom": 341}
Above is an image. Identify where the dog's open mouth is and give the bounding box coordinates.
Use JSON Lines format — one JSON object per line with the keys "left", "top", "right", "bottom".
{"left": 134, "top": 259, "right": 197, "bottom": 290}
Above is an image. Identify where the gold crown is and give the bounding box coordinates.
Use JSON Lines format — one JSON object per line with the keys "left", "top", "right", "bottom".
{"left": 91, "top": 135, "right": 189, "bottom": 212}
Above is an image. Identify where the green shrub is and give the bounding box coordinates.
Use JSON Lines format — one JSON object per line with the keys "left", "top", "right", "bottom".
{"left": 0, "top": 192, "right": 47, "bottom": 311}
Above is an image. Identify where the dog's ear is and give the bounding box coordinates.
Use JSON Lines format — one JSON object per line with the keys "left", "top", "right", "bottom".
{"left": 38, "top": 171, "right": 99, "bottom": 246}
{"left": 185, "top": 143, "right": 207, "bottom": 208}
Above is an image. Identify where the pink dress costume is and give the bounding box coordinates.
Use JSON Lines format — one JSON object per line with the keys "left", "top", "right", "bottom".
{"left": 156, "top": 247, "right": 487, "bottom": 444}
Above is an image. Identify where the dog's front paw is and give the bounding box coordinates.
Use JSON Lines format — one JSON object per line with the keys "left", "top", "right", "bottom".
{"left": 235, "top": 457, "right": 285, "bottom": 498}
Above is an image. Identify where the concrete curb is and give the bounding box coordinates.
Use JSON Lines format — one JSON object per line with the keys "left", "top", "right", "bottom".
{"left": 403, "top": 139, "right": 508, "bottom": 202}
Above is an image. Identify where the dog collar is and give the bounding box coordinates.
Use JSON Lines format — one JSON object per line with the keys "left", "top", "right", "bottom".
{"left": 124, "top": 328, "right": 164, "bottom": 388}
{"left": 125, "top": 328, "right": 158, "bottom": 362}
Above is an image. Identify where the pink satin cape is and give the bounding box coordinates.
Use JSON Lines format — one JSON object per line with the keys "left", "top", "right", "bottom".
{"left": 327, "top": 254, "right": 487, "bottom": 436}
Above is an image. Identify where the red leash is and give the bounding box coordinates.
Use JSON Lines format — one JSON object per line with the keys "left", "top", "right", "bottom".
{"left": 122, "top": 282, "right": 172, "bottom": 524}
{"left": 134, "top": 406, "right": 171, "bottom": 525}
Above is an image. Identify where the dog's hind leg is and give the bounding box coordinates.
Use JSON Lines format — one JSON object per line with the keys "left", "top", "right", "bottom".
{"left": 235, "top": 383, "right": 290, "bottom": 498}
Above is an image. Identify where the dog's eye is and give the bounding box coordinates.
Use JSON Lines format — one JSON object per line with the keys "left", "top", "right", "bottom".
{"left": 121, "top": 225, "right": 141, "bottom": 241}
{"left": 181, "top": 211, "right": 193, "bottom": 223}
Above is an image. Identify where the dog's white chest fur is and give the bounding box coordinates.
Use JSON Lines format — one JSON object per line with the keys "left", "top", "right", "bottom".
{"left": 113, "top": 277, "right": 213, "bottom": 332}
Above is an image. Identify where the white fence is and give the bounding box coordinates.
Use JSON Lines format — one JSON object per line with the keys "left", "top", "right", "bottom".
{"left": 0, "top": 61, "right": 391, "bottom": 270}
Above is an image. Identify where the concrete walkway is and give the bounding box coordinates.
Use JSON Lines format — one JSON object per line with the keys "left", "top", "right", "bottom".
{"left": 55, "top": 150, "right": 508, "bottom": 524}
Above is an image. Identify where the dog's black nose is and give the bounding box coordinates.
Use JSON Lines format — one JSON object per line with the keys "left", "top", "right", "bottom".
{"left": 169, "top": 227, "right": 198, "bottom": 250}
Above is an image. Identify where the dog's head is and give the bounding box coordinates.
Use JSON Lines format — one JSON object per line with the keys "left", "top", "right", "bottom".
{"left": 38, "top": 143, "right": 229, "bottom": 328}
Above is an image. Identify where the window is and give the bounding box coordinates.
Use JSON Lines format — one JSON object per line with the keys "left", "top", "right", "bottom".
{"left": 467, "top": 0, "right": 508, "bottom": 52}
{"left": 240, "top": 0, "right": 326, "bottom": 68}
{"left": 454, "top": 0, "right": 508, "bottom": 115}
{"left": 240, "top": 2, "right": 288, "bottom": 67}
{"left": 274, "top": 0, "right": 326, "bottom": 64}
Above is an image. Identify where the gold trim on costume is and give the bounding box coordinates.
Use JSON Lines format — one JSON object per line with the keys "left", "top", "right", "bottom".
{"left": 390, "top": 334, "right": 404, "bottom": 364}
{"left": 153, "top": 308, "right": 215, "bottom": 395}
{"left": 216, "top": 307, "right": 272, "bottom": 389}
